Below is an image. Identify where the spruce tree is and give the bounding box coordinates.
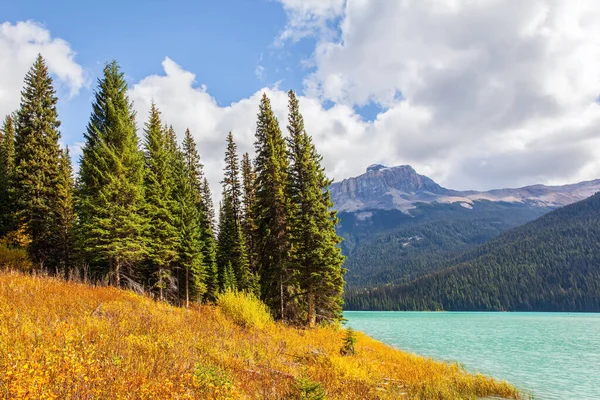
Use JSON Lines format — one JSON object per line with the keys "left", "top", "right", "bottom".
{"left": 0, "top": 115, "right": 15, "bottom": 236}
{"left": 253, "top": 93, "right": 293, "bottom": 319}
{"left": 217, "top": 132, "right": 251, "bottom": 291}
{"left": 77, "top": 61, "right": 146, "bottom": 287}
{"left": 222, "top": 132, "right": 243, "bottom": 223}
{"left": 182, "top": 129, "right": 218, "bottom": 301}
{"left": 241, "top": 152, "right": 257, "bottom": 274}
{"left": 286, "top": 90, "right": 345, "bottom": 325}
{"left": 13, "top": 55, "right": 62, "bottom": 270}
{"left": 53, "top": 147, "right": 75, "bottom": 276}
{"left": 172, "top": 141, "right": 205, "bottom": 307}
{"left": 142, "top": 104, "right": 179, "bottom": 300}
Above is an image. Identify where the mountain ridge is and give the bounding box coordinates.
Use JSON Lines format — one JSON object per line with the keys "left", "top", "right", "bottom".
{"left": 331, "top": 164, "right": 600, "bottom": 212}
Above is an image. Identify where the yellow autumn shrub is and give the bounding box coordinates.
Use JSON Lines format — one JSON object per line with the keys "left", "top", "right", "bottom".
{"left": 216, "top": 289, "right": 273, "bottom": 329}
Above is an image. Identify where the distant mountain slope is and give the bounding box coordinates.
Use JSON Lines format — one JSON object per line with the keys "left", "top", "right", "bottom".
{"left": 338, "top": 201, "right": 550, "bottom": 288}
{"left": 333, "top": 165, "right": 599, "bottom": 289}
{"left": 345, "top": 192, "right": 600, "bottom": 312}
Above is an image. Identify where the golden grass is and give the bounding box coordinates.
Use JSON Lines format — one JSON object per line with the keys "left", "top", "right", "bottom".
{"left": 0, "top": 272, "right": 523, "bottom": 399}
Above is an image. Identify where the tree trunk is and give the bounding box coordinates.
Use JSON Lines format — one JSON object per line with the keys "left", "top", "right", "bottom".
{"left": 308, "top": 288, "right": 316, "bottom": 328}
{"left": 280, "top": 273, "right": 284, "bottom": 320}
{"left": 159, "top": 269, "right": 164, "bottom": 301}
{"left": 115, "top": 260, "right": 121, "bottom": 287}
{"left": 186, "top": 267, "right": 190, "bottom": 309}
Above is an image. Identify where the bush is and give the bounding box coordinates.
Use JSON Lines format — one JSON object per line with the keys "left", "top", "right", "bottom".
{"left": 194, "top": 363, "right": 236, "bottom": 398}
{"left": 340, "top": 327, "right": 356, "bottom": 356}
{"left": 217, "top": 290, "right": 273, "bottom": 329}
{"left": 293, "top": 377, "right": 326, "bottom": 400}
{"left": 0, "top": 244, "right": 32, "bottom": 272}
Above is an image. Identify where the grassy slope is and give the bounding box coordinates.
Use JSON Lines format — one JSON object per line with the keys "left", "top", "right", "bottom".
{"left": 0, "top": 272, "right": 520, "bottom": 399}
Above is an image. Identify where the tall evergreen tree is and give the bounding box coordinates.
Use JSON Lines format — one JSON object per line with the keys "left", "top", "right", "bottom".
{"left": 172, "top": 141, "right": 205, "bottom": 307}
{"left": 241, "top": 152, "right": 257, "bottom": 274}
{"left": 286, "top": 90, "right": 345, "bottom": 326}
{"left": 222, "top": 132, "right": 242, "bottom": 223}
{"left": 13, "top": 55, "right": 62, "bottom": 270}
{"left": 182, "top": 129, "right": 218, "bottom": 301}
{"left": 77, "top": 61, "right": 146, "bottom": 287}
{"left": 53, "top": 147, "right": 75, "bottom": 276}
{"left": 142, "top": 104, "right": 179, "bottom": 300}
{"left": 253, "top": 93, "right": 293, "bottom": 319}
{"left": 0, "top": 115, "right": 15, "bottom": 236}
{"left": 217, "top": 132, "right": 251, "bottom": 291}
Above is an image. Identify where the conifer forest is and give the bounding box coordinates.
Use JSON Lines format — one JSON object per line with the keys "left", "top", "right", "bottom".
{"left": 0, "top": 55, "right": 346, "bottom": 327}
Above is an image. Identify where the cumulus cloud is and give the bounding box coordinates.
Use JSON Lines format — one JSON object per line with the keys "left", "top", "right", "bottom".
{"left": 276, "top": 0, "right": 345, "bottom": 44}
{"left": 0, "top": 20, "right": 87, "bottom": 120}
{"left": 275, "top": 0, "right": 600, "bottom": 190}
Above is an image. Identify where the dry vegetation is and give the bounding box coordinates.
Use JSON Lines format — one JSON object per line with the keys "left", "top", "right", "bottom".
{"left": 0, "top": 272, "right": 522, "bottom": 399}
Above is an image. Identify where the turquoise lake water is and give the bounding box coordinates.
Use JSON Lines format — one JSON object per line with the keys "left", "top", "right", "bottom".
{"left": 344, "top": 312, "right": 600, "bottom": 399}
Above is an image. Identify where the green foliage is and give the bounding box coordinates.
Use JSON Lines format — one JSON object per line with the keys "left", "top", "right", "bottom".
{"left": 347, "top": 193, "right": 600, "bottom": 311}
{"left": 194, "top": 364, "right": 234, "bottom": 392}
{"left": 142, "top": 103, "right": 179, "bottom": 300}
{"left": 217, "top": 132, "right": 251, "bottom": 292}
{"left": 293, "top": 377, "right": 326, "bottom": 400}
{"left": 171, "top": 137, "right": 206, "bottom": 306}
{"left": 241, "top": 152, "right": 258, "bottom": 274}
{"left": 13, "top": 54, "right": 63, "bottom": 270}
{"left": 286, "top": 90, "right": 345, "bottom": 325}
{"left": 0, "top": 114, "right": 15, "bottom": 237}
{"left": 182, "top": 129, "right": 218, "bottom": 302}
{"left": 216, "top": 289, "right": 273, "bottom": 329}
{"left": 253, "top": 93, "right": 292, "bottom": 320}
{"left": 53, "top": 148, "right": 75, "bottom": 275}
{"left": 340, "top": 328, "right": 356, "bottom": 356}
{"left": 76, "top": 60, "right": 146, "bottom": 286}
{"left": 0, "top": 244, "right": 32, "bottom": 272}
{"left": 217, "top": 196, "right": 251, "bottom": 292}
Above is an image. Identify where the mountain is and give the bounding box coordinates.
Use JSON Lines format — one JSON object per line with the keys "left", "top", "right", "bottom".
{"left": 345, "top": 192, "right": 600, "bottom": 312}
{"left": 334, "top": 165, "right": 600, "bottom": 289}
{"left": 331, "top": 164, "right": 600, "bottom": 213}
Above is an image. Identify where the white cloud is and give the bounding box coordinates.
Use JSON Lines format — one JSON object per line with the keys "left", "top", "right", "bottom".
{"left": 255, "top": 65, "right": 265, "bottom": 80}
{"left": 274, "top": 0, "right": 600, "bottom": 190}
{"left": 276, "top": 0, "right": 345, "bottom": 45}
{"left": 0, "top": 20, "right": 87, "bottom": 120}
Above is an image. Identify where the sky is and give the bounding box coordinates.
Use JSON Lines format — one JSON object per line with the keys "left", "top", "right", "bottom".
{"left": 2, "top": 0, "right": 600, "bottom": 202}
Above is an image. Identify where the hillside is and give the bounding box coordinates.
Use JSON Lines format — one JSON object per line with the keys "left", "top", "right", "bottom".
{"left": 333, "top": 165, "right": 598, "bottom": 289}
{"left": 339, "top": 201, "right": 549, "bottom": 288}
{"left": 345, "top": 192, "right": 600, "bottom": 312}
{"left": 0, "top": 272, "right": 522, "bottom": 399}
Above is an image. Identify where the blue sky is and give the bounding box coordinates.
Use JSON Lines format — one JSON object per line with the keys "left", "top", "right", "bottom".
{"left": 2, "top": 0, "right": 600, "bottom": 193}
{"left": 2, "top": 0, "right": 319, "bottom": 146}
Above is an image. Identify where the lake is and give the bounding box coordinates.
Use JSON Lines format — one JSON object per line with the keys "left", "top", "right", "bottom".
{"left": 344, "top": 311, "right": 600, "bottom": 399}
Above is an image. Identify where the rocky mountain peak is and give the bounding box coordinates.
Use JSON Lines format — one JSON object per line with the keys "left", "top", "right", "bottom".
{"left": 329, "top": 164, "right": 600, "bottom": 213}
{"left": 330, "top": 164, "right": 449, "bottom": 212}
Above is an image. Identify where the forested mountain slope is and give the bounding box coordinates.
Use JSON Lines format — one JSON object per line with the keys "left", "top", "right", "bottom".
{"left": 345, "top": 192, "right": 600, "bottom": 311}
{"left": 339, "top": 201, "right": 550, "bottom": 288}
